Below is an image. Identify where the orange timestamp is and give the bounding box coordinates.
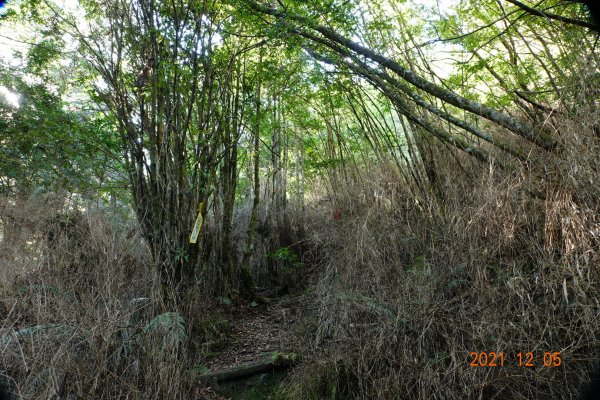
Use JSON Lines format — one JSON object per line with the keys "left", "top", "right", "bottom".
{"left": 468, "top": 351, "right": 562, "bottom": 367}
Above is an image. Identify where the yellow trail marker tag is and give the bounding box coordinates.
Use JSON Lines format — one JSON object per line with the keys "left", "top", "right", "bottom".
{"left": 189, "top": 202, "right": 203, "bottom": 244}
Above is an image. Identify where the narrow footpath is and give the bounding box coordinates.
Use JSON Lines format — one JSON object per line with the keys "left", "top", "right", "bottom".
{"left": 198, "top": 293, "right": 304, "bottom": 399}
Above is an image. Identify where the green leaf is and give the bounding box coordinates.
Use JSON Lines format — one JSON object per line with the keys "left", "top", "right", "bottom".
{"left": 143, "top": 311, "right": 186, "bottom": 345}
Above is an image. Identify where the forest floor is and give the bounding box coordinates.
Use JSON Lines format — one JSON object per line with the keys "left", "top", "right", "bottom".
{"left": 207, "top": 294, "right": 302, "bottom": 370}
{"left": 198, "top": 292, "right": 305, "bottom": 399}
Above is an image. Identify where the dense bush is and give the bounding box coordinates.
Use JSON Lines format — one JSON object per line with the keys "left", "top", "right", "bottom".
{"left": 284, "top": 127, "right": 600, "bottom": 399}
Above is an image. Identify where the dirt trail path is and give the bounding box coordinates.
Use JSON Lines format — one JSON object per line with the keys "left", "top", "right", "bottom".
{"left": 198, "top": 293, "right": 305, "bottom": 399}
{"left": 208, "top": 295, "right": 302, "bottom": 370}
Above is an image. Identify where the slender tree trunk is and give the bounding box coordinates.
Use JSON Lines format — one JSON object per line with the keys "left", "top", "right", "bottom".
{"left": 239, "top": 55, "right": 262, "bottom": 298}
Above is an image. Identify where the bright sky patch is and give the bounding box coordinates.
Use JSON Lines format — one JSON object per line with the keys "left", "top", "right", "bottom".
{"left": 0, "top": 0, "right": 8, "bottom": 16}
{"left": 0, "top": 85, "right": 20, "bottom": 107}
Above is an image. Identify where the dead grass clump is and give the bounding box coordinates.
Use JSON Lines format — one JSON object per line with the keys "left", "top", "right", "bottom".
{"left": 283, "top": 155, "right": 600, "bottom": 399}
{"left": 0, "top": 197, "right": 198, "bottom": 399}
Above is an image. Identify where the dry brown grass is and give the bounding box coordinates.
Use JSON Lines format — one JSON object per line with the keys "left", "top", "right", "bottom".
{"left": 0, "top": 194, "right": 309, "bottom": 399}
{"left": 283, "top": 131, "right": 600, "bottom": 399}
{"left": 0, "top": 197, "right": 203, "bottom": 399}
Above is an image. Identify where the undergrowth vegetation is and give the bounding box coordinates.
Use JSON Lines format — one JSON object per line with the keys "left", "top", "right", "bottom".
{"left": 1, "top": 118, "right": 598, "bottom": 399}
{"left": 0, "top": 196, "right": 306, "bottom": 399}
{"left": 0, "top": 197, "right": 196, "bottom": 399}
{"left": 283, "top": 126, "right": 600, "bottom": 399}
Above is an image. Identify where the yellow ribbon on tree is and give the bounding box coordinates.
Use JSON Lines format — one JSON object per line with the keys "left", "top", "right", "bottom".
{"left": 189, "top": 202, "right": 203, "bottom": 244}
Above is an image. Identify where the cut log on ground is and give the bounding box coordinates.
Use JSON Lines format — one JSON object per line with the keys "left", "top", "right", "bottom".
{"left": 198, "top": 352, "right": 298, "bottom": 384}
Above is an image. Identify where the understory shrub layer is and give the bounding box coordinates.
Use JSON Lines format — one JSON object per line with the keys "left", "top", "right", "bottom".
{"left": 285, "top": 154, "right": 599, "bottom": 399}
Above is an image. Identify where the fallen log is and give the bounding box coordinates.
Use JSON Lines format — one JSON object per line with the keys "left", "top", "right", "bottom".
{"left": 198, "top": 352, "right": 298, "bottom": 384}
